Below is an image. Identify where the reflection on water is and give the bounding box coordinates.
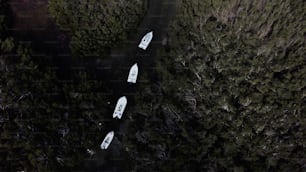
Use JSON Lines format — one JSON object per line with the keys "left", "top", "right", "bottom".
{"left": 6, "top": 0, "right": 178, "bottom": 171}
{"left": 8, "top": 0, "right": 70, "bottom": 53}
{"left": 8, "top": 0, "right": 72, "bottom": 80}
{"left": 7, "top": 0, "right": 134, "bottom": 171}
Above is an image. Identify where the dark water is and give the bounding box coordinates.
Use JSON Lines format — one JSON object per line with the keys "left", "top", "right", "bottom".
{"left": 7, "top": 0, "right": 179, "bottom": 171}
{"left": 83, "top": 0, "right": 179, "bottom": 171}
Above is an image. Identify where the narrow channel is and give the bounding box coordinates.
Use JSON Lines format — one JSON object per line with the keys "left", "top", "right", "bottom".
{"left": 7, "top": 0, "right": 179, "bottom": 171}
{"left": 82, "top": 0, "right": 180, "bottom": 171}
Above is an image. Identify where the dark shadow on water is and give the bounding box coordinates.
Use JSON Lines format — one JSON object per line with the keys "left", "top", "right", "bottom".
{"left": 6, "top": 0, "right": 178, "bottom": 171}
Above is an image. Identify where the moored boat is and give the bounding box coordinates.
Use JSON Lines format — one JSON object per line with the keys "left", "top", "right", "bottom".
{"left": 127, "top": 63, "right": 139, "bottom": 83}
{"left": 138, "top": 31, "right": 153, "bottom": 50}
{"left": 113, "top": 96, "right": 127, "bottom": 119}
{"left": 100, "top": 131, "right": 114, "bottom": 149}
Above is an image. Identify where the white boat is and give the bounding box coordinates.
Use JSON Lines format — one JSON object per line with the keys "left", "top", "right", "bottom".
{"left": 113, "top": 96, "right": 127, "bottom": 119}
{"left": 127, "top": 63, "right": 139, "bottom": 83}
{"left": 138, "top": 31, "right": 153, "bottom": 50}
{"left": 100, "top": 131, "right": 114, "bottom": 150}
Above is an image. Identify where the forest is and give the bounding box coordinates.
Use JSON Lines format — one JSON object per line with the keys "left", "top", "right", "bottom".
{"left": 0, "top": 0, "right": 305, "bottom": 171}
{"left": 123, "top": 0, "right": 306, "bottom": 171}
{"left": 1, "top": 0, "right": 145, "bottom": 171}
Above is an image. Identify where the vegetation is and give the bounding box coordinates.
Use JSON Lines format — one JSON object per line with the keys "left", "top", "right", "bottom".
{"left": 48, "top": 0, "right": 146, "bottom": 57}
{"left": 1, "top": 43, "right": 113, "bottom": 171}
{"left": 1, "top": 0, "right": 305, "bottom": 171}
{"left": 1, "top": 1, "right": 113, "bottom": 170}
{"left": 124, "top": 0, "right": 306, "bottom": 171}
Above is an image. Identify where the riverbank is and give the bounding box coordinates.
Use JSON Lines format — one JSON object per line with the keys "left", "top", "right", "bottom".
{"left": 1, "top": 0, "right": 148, "bottom": 171}
{"left": 123, "top": 0, "right": 306, "bottom": 171}
{"left": 1, "top": 0, "right": 305, "bottom": 171}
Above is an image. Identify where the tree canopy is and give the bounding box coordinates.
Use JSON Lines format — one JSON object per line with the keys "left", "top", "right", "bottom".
{"left": 48, "top": 0, "right": 146, "bottom": 57}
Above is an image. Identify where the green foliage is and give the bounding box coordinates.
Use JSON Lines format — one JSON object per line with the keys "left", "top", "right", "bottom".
{"left": 1, "top": 42, "right": 112, "bottom": 171}
{"left": 48, "top": 0, "right": 145, "bottom": 57}
{"left": 1, "top": 0, "right": 305, "bottom": 171}
{"left": 124, "top": 0, "right": 306, "bottom": 171}
{"left": 0, "top": 13, "right": 111, "bottom": 172}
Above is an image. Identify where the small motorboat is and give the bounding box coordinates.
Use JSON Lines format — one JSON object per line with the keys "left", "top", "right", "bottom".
{"left": 127, "top": 63, "right": 139, "bottom": 83}
{"left": 138, "top": 31, "right": 153, "bottom": 50}
{"left": 113, "top": 96, "right": 127, "bottom": 119}
{"left": 100, "top": 131, "right": 114, "bottom": 150}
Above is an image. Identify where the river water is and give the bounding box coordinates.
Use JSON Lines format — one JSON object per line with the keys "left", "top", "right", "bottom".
{"left": 8, "top": 0, "right": 179, "bottom": 171}
{"left": 84, "top": 1, "right": 179, "bottom": 171}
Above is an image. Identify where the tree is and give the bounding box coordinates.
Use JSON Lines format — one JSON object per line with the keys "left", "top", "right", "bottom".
{"left": 48, "top": 0, "right": 146, "bottom": 57}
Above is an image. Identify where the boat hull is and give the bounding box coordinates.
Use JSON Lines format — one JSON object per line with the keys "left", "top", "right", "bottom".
{"left": 127, "top": 63, "right": 138, "bottom": 83}
{"left": 100, "top": 131, "right": 114, "bottom": 150}
{"left": 138, "top": 31, "right": 153, "bottom": 50}
{"left": 113, "top": 96, "right": 127, "bottom": 119}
